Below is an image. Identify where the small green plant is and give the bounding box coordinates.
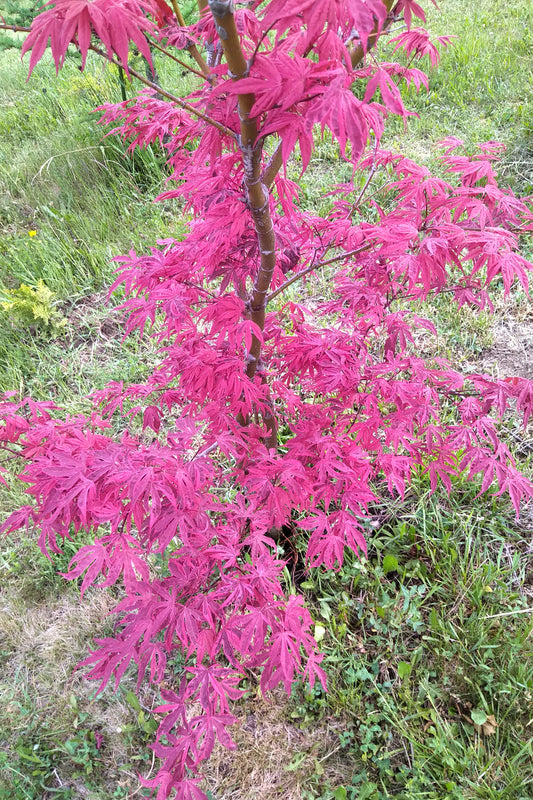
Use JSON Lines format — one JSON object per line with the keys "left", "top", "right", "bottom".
{"left": 1, "top": 279, "right": 66, "bottom": 335}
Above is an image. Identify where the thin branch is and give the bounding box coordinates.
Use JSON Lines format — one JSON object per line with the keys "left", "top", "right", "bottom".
{"left": 389, "top": 285, "right": 484, "bottom": 305}
{"left": 169, "top": 0, "right": 210, "bottom": 78}
{"left": 169, "top": 0, "right": 186, "bottom": 25}
{"left": 90, "top": 44, "right": 236, "bottom": 138}
{"left": 262, "top": 141, "right": 283, "bottom": 189}
{"left": 267, "top": 243, "right": 374, "bottom": 304}
{"left": 2, "top": 21, "right": 225, "bottom": 131}
{"left": 352, "top": 133, "right": 380, "bottom": 211}
{"left": 186, "top": 39, "right": 211, "bottom": 80}
{"left": 147, "top": 37, "right": 207, "bottom": 80}
{"left": 191, "top": 441, "right": 219, "bottom": 461}
{"left": 0, "top": 19, "right": 211, "bottom": 83}
{"left": 0, "top": 24, "right": 223, "bottom": 130}
{"left": 0, "top": 22, "right": 30, "bottom": 33}
{"left": 349, "top": 0, "right": 397, "bottom": 68}
{"left": 0, "top": 444, "right": 23, "bottom": 456}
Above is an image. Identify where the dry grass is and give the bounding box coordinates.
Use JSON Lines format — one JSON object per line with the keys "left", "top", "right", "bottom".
{"left": 0, "top": 581, "right": 145, "bottom": 797}
{"left": 199, "top": 688, "right": 351, "bottom": 800}
{"left": 0, "top": 591, "right": 113, "bottom": 676}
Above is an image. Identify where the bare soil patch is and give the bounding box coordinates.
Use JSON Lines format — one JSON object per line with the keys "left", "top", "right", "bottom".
{"left": 479, "top": 320, "right": 533, "bottom": 379}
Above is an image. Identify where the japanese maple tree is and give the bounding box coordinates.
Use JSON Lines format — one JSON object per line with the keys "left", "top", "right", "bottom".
{"left": 1, "top": 1, "right": 533, "bottom": 797}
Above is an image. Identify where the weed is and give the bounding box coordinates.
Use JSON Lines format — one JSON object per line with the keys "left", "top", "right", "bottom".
{"left": 1, "top": 279, "right": 67, "bottom": 336}
{"left": 285, "top": 477, "right": 533, "bottom": 799}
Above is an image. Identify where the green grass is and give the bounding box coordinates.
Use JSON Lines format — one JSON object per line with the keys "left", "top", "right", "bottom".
{"left": 0, "top": 45, "right": 190, "bottom": 401}
{"left": 0, "top": 1, "right": 532, "bottom": 798}
{"left": 385, "top": 0, "right": 533, "bottom": 193}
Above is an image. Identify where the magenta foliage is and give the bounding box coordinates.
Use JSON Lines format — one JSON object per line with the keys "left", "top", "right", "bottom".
{"left": 2, "top": 1, "right": 533, "bottom": 797}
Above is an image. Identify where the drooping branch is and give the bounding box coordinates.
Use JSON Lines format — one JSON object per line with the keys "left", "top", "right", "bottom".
{"left": 0, "top": 18, "right": 211, "bottom": 84}
{"left": 90, "top": 44, "right": 236, "bottom": 137}
{"left": 9, "top": 26, "right": 228, "bottom": 133}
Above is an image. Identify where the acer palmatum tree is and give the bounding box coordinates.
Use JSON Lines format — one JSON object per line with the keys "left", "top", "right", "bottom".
{"left": 1, "top": 1, "right": 533, "bottom": 797}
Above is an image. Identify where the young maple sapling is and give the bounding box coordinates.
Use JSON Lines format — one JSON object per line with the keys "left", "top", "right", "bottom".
{"left": 1, "top": 1, "right": 532, "bottom": 797}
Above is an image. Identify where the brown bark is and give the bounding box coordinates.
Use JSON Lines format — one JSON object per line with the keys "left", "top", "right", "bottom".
{"left": 262, "top": 142, "right": 283, "bottom": 190}
{"left": 208, "top": 0, "right": 277, "bottom": 447}
{"left": 350, "top": 0, "right": 397, "bottom": 68}
{"left": 0, "top": 23, "right": 30, "bottom": 33}
{"left": 169, "top": 0, "right": 211, "bottom": 79}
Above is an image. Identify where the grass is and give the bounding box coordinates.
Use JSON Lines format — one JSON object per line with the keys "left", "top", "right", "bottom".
{"left": 0, "top": 44, "right": 189, "bottom": 401}
{"left": 0, "top": 0, "right": 532, "bottom": 798}
{"left": 384, "top": 0, "right": 533, "bottom": 193}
